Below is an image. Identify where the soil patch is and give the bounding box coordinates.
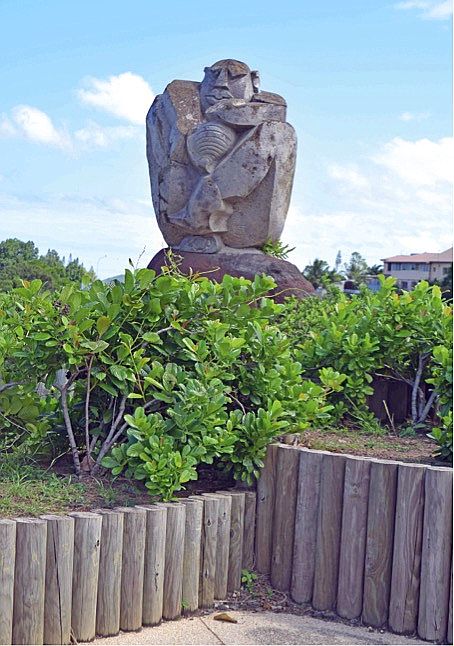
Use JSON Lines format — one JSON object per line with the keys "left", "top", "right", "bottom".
{"left": 295, "top": 428, "right": 450, "bottom": 466}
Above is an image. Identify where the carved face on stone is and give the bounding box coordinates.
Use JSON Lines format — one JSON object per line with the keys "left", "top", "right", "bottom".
{"left": 200, "top": 59, "right": 259, "bottom": 112}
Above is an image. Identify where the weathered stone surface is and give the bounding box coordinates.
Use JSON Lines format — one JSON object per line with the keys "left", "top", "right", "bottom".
{"left": 148, "top": 249, "right": 314, "bottom": 301}
{"left": 146, "top": 59, "right": 297, "bottom": 252}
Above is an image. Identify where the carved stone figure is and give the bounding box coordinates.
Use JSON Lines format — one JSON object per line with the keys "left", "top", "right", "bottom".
{"left": 146, "top": 59, "right": 314, "bottom": 298}
{"left": 146, "top": 59, "right": 297, "bottom": 254}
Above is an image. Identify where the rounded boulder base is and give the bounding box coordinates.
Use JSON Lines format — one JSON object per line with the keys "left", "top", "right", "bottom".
{"left": 147, "top": 248, "right": 314, "bottom": 302}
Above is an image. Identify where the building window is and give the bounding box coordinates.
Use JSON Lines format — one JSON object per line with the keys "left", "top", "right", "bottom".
{"left": 392, "top": 263, "right": 401, "bottom": 271}
{"left": 401, "top": 281, "right": 408, "bottom": 289}
{"left": 443, "top": 267, "right": 450, "bottom": 275}
{"left": 421, "top": 264, "right": 429, "bottom": 272}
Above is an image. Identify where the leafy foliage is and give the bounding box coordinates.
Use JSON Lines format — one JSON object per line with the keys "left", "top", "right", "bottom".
{"left": 0, "top": 238, "right": 94, "bottom": 292}
{"left": 0, "top": 266, "right": 451, "bottom": 504}
{"left": 279, "top": 276, "right": 452, "bottom": 455}
{"left": 261, "top": 239, "right": 295, "bottom": 260}
{"left": 0, "top": 266, "right": 336, "bottom": 499}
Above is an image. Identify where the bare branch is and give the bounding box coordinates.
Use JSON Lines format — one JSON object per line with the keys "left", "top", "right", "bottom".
{"left": 0, "top": 382, "right": 21, "bottom": 394}
{"left": 418, "top": 390, "right": 439, "bottom": 425}
{"left": 94, "top": 395, "right": 127, "bottom": 468}
{"left": 59, "top": 386, "right": 81, "bottom": 476}
{"left": 84, "top": 355, "right": 94, "bottom": 465}
{"left": 411, "top": 353, "right": 429, "bottom": 423}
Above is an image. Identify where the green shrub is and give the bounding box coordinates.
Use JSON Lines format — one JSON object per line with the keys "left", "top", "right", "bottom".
{"left": 0, "top": 267, "right": 337, "bottom": 498}
{"left": 278, "top": 277, "right": 452, "bottom": 456}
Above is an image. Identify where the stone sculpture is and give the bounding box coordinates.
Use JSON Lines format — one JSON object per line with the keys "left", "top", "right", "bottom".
{"left": 146, "top": 59, "right": 313, "bottom": 297}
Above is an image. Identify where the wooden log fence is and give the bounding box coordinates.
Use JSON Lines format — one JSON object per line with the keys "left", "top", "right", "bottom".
{"left": 2, "top": 444, "right": 452, "bottom": 644}
{"left": 1, "top": 491, "right": 249, "bottom": 645}
{"left": 257, "top": 443, "right": 453, "bottom": 644}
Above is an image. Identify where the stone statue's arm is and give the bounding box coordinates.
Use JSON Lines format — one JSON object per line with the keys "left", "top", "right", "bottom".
{"left": 205, "top": 98, "right": 286, "bottom": 128}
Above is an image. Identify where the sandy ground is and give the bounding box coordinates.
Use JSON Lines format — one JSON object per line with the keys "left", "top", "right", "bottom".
{"left": 92, "top": 610, "right": 427, "bottom": 645}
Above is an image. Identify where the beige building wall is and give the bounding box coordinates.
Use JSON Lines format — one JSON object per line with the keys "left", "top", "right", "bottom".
{"left": 429, "top": 262, "right": 452, "bottom": 282}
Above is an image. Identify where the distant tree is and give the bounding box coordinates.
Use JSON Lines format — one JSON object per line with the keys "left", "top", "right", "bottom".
{"left": 303, "top": 258, "right": 342, "bottom": 290}
{"left": 368, "top": 263, "right": 384, "bottom": 275}
{"left": 335, "top": 250, "right": 342, "bottom": 273}
{"left": 344, "top": 252, "right": 369, "bottom": 286}
{"left": 0, "top": 238, "right": 94, "bottom": 291}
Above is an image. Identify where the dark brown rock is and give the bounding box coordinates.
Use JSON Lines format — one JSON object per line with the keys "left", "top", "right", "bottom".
{"left": 147, "top": 249, "right": 314, "bottom": 301}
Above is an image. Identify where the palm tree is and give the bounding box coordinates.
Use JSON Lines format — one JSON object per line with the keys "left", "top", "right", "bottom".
{"left": 303, "top": 258, "right": 342, "bottom": 290}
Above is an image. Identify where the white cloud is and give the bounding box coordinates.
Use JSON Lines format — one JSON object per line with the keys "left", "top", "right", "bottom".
{"left": 372, "top": 136, "right": 453, "bottom": 186}
{"left": 399, "top": 111, "right": 430, "bottom": 122}
{"left": 0, "top": 114, "right": 16, "bottom": 137}
{"left": 0, "top": 192, "right": 165, "bottom": 278}
{"left": 78, "top": 72, "right": 154, "bottom": 125}
{"left": 394, "top": 0, "right": 452, "bottom": 19}
{"left": 327, "top": 164, "right": 370, "bottom": 189}
{"left": 11, "top": 105, "right": 71, "bottom": 150}
{"left": 74, "top": 121, "right": 141, "bottom": 148}
{"left": 282, "top": 135, "right": 453, "bottom": 270}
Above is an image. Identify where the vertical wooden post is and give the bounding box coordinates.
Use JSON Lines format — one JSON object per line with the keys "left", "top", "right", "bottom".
{"left": 115, "top": 507, "right": 146, "bottom": 632}
{"left": 291, "top": 450, "right": 322, "bottom": 604}
{"left": 270, "top": 445, "right": 300, "bottom": 591}
{"left": 141, "top": 505, "right": 167, "bottom": 626}
{"left": 337, "top": 457, "right": 371, "bottom": 620}
{"left": 41, "top": 515, "right": 74, "bottom": 645}
{"left": 181, "top": 499, "right": 203, "bottom": 612}
{"left": 362, "top": 459, "right": 398, "bottom": 628}
{"left": 95, "top": 509, "right": 124, "bottom": 637}
{"left": 12, "top": 517, "right": 47, "bottom": 645}
{"left": 198, "top": 496, "right": 219, "bottom": 608}
{"left": 0, "top": 519, "right": 16, "bottom": 646}
{"left": 202, "top": 493, "right": 232, "bottom": 600}
{"left": 312, "top": 453, "right": 346, "bottom": 611}
{"left": 162, "top": 503, "right": 186, "bottom": 620}
{"left": 389, "top": 464, "right": 425, "bottom": 634}
{"left": 70, "top": 511, "right": 102, "bottom": 643}
{"left": 255, "top": 444, "right": 278, "bottom": 573}
{"left": 418, "top": 467, "right": 453, "bottom": 642}
{"left": 242, "top": 491, "right": 256, "bottom": 570}
{"left": 448, "top": 561, "right": 453, "bottom": 645}
{"left": 218, "top": 491, "right": 245, "bottom": 593}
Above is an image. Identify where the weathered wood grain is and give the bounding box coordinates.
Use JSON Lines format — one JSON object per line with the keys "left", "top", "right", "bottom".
{"left": 181, "top": 499, "right": 203, "bottom": 612}
{"left": 418, "top": 467, "right": 453, "bottom": 642}
{"left": 270, "top": 445, "right": 300, "bottom": 591}
{"left": 218, "top": 491, "right": 245, "bottom": 593}
{"left": 312, "top": 453, "right": 346, "bottom": 611}
{"left": 41, "top": 515, "right": 74, "bottom": 645}
{"left": 255, "top": 444, "right": 279, "bottom": 573}
{"left": 362, "top": 459, "right": 398, "bottom": 628}
{"left": 197, "top": 496, "right": 219, "bottom": 608}
{"left": 140, "top": 505, "right": 167, "bottom": 626}
{"left": 202, "top": 493, "right": 232, "bottom": 600}
{"left": 337, "top": 457, "right": 371, "bottom": 620}
{"left": 447, "top": 560, "right": 453, "bottom": 645}
{"left": 0, "top": 519, "right": 16, "bottom": 646}
{"left": 94, "top": 509, "right": 124, "bottom": 637}
{"left": 388, "top": 464, "right": 425, "bottom": 635}
{"left": 12, "top": 517, "right": 47, "bottom": 645}
{"left": 242, "top": 491, "right": 256, "bottom": 570}
{"left": 162, "top": 503, "right": 186, "bottom": 620}
{"left": 115, "top": 506, "right": 146, "bottom": 632}
{"left": 70, "top": 511, "right": 102, "bottom": 643}
{"left": 291, "top": 450, "right": 322, "bottom": 604}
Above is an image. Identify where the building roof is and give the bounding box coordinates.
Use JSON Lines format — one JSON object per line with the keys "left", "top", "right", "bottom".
{"left": 382, "top": 247, "right": 453, "bottom": 263}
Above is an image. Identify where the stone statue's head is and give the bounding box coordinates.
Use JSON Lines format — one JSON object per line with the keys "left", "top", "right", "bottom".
{"left": 200, "top": 59, "right": 259, "bottom": 112}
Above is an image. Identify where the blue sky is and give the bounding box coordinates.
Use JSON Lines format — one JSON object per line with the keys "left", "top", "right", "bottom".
{"left": 0, "top": 0, "right": 452, "bottom": 277}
